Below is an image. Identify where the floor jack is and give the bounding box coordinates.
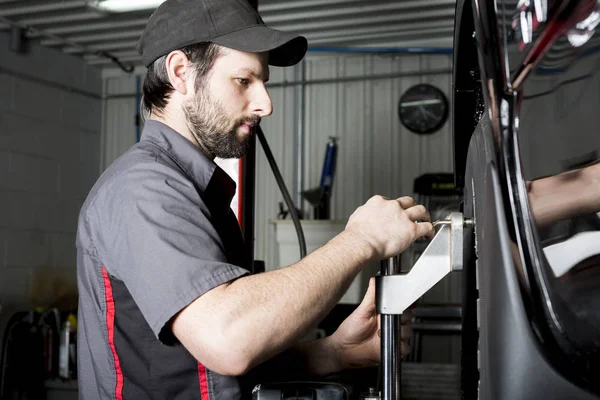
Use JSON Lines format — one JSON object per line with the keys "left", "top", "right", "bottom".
{"left": 375, "top": 213, "right": 473, "bottom": 400}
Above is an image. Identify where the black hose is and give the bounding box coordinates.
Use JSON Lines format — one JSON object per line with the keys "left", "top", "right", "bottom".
{"left": 255, "top": 126, "right": 307, "bottom": 259}
{"left": 0, "top": 311, "right": 28, "bottom": 400}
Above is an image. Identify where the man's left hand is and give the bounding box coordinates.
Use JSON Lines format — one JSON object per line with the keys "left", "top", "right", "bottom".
{"left": 329, "top": 277, "right": 413, "bottom": 370}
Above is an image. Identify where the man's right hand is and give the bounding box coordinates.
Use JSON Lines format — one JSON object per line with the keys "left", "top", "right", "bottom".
{"left": 343, "top": 195, "right": 434, "bottom": 261}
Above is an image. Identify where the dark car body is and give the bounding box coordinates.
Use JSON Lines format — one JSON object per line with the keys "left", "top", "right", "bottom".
{"left": 453, "top": 0, "right": 600, "bottom": 399}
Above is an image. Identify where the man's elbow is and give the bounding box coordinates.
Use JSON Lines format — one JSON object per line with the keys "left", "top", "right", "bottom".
{"left": 192, "top": 341, "right": 254, "bottom": 376}
{"left": 209, "top": 351, "right": 252, "bottom": 376}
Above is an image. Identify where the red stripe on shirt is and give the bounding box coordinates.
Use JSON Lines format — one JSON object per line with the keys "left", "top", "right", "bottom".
{"left": 102, "top": 267, "right": 124, "bottom": 400}
{"left": 198, "top": 362, "right": 210, "bottom": 399}
{"left": 238, "top": 159, "right": 243, "bottom": 228}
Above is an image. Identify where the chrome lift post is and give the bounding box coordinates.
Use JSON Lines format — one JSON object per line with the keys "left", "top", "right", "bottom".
{"left": 376, "top": 213, "right": 473, "bottom": 400}
{"left": 380, "top": 255, "right": 402, "bottom": 400}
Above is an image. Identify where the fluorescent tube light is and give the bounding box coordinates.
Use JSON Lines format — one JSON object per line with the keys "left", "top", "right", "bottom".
{"left": 92, "top": 0, "right": 165, "bottom": 12}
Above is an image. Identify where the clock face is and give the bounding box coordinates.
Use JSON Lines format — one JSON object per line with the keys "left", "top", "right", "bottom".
{"left": 398, "top": 84, "right": 448, "bottom": 134}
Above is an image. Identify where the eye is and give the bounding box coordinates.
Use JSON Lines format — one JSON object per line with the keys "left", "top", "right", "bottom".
{"left": 236, "top": 78, "right": 250, "bottom": 86}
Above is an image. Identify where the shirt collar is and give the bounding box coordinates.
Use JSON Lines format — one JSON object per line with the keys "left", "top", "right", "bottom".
{"left": 140, "top": 120, "right": 236, "bottom": 211}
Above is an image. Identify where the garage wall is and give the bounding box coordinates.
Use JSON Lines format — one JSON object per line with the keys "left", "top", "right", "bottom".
{"left": 0, "top": 31, "right": 103, "bottom": 311}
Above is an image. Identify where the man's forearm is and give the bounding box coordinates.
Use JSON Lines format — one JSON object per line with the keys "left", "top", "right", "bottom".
{"left": 179, "top": 231, "right": 373, "bottom": 375}
{"left": 294, "top": 336, "right": 341, "bottom": 376}
{"left": 223, "top": 232, "right": 372, "bottom": 370}
{"left": 245, "top": 336, "right": 342, "bottom": 383}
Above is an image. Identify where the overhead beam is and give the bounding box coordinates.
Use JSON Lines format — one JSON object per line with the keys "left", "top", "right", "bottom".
{"left": 84, "top": 29, "right": 453, "bottom": 66}
{"left": 27, "top": 17, "right": 149, "bottom": 37}
{"left": 78, "top": 21, "right": 452, "bottom": 57}
{"left": 0, "top": 14, "right": 132, "bottom": 69}
{"left": 41, "top": 29, "right": 143, "bottom": 46}
{"left": 261, "top": 0, "right": 455, "bottom": 24}
{"left": 18, "top": 11, "right": 102, "bottom": 26}
{"left": 86, "top": 37, "right": 454, "bottom": 67}
{"left": 258, "top": 0, "right": 376, "bottom": 13}
{"left": 38, "top": 8, "right": 454, "bottom": 47}
{"left": 270, "top": 7, "right": 455, "bottom": 32}
{"left": 0, "top": 1, "right": 88, "bottom": 17}
{"left": 29, "top": 0, "right": 453, "bottom": 37}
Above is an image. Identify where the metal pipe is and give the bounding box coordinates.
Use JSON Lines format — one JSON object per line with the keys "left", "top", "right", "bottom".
{"left": 9, "top": 24, "right": 21, "bottom": 52}
{"left": 380, "top": 256, "right": 401, "bottom": 400}
{"left": 309, "top": 27, "right": 454, "bottom": 46}
{"left": 307, "top": 21, "right": 454, "bottom": 42}
{"left": 63, "top": 40, "right": 138, "bottom": 54}
{"left": 85, "top": 50, "right": 139, "bottom": 61}
{"left": 0, "top": 65, "right": 102, "bottom": 99}
{"left": 104, "top": 68, "right": 452, "bottom": 98}
{"left": 99, "top": 78, "right": 108, "bottom": 171}
{"left": 266, "top": 67, "right": 452, "bottom": 87}
{"left": 41, "top": 29, "right": 143, "bottom": 46}
{"left": 294, "top": 60, "right": 306, "bottom": 209}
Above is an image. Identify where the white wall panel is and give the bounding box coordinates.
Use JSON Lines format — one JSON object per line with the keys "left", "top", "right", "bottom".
{"left": 102, "top": 75, "right": 142, "bottom": 170}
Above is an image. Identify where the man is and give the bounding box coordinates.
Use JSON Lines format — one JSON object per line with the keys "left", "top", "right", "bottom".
{"left": 76, "top": 0, "right": 434, "bottom": 399}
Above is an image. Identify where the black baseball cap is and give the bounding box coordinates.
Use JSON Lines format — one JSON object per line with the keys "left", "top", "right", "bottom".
{"left": 136, "top": 0, "right": 308, "bottom": 67}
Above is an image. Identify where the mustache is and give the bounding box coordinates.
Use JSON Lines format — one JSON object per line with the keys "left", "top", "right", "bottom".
{"left": 237, "top": 116, "right": 261, "bottom": 128}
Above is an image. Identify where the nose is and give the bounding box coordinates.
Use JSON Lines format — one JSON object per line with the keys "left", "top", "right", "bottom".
{"left": 250, "top": 84, "right": 273, "bottom": 118}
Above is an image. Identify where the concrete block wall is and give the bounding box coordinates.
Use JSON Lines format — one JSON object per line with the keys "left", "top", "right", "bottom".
{"left": 0, "top": 31, "right": 103, "bottom": 312}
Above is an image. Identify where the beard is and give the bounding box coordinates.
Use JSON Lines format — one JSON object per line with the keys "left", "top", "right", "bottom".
{"left": 183, "top": 90, "right": 259, "bottom": 159}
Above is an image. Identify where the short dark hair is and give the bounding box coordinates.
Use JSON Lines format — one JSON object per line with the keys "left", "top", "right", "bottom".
{"left": 142, "top": 42, "right": 221, "bottom": 115}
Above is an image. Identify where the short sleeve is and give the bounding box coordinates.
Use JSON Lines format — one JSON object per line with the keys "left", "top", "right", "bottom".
{"left": 92, "top": 161, "right": 249, "bottom": 342}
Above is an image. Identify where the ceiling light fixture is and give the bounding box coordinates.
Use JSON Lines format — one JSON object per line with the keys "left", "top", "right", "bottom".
{"left": 91, "top": 0, "right": 165, "bottom": 13}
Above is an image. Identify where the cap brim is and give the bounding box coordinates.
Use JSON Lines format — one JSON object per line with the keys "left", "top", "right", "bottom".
{"left": 211, "top": 25, "right": 307, "bottom": 67}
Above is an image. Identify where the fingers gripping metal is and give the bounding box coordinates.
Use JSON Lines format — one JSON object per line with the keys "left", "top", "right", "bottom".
{"left": 376, "top": 212, "right": 472, "bottom": 315}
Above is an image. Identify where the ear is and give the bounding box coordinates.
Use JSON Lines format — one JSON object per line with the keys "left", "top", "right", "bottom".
{"left": 165, "top": 50, "right": 192, "bottom": 95}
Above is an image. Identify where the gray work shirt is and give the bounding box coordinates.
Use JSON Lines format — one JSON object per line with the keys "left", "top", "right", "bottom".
{"left": 76, "top": 120, "right": 251, "bottom": 399}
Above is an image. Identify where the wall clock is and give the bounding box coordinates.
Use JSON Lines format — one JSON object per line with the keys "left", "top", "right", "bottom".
{"left": 398, "top": 83, "right": 449, "bottom": 135}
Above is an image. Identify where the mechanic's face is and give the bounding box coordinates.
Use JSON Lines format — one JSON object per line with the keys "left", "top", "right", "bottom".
{"left": 184, "top": 48, "right": 272, "bottom": 159}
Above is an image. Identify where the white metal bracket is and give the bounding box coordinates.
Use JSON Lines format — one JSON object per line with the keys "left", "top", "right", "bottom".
{"left": 376, "top": 212, "right": 473, "bottom": 315}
